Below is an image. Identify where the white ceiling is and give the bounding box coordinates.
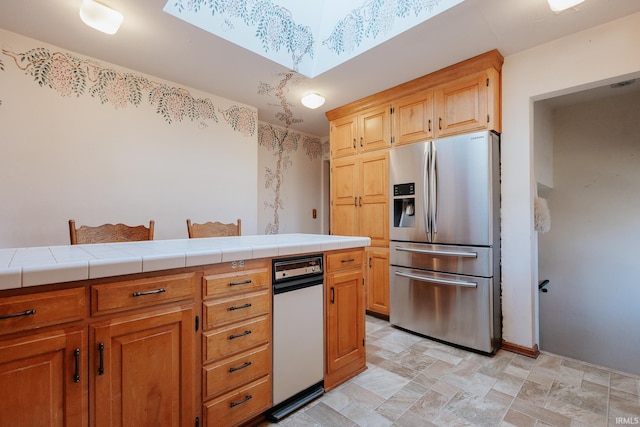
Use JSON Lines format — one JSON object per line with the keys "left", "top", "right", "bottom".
{"left": 1, "top": 0, "right": 640, "bottom": 136}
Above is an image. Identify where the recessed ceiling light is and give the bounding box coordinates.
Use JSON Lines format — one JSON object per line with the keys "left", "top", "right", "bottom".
{"left": 547, "top": 0, "right": 586, "bottom": 13}
{"left": 301, "top": 93, "right": 326, "bottom": 109}
{"left": 79, "top": 0, "right": 123, "bottom": 35}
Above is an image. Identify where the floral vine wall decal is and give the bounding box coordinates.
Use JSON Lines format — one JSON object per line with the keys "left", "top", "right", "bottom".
{"left": 0, "top": 57, "right": 4, "bottom": 107}
{"left": 1, "top": 47, "right": 256, "bottom": 134}
{"left": 257, "top": 71, "right": 325, "bottom": 234}
{"left": 258, "top": 122, "right": 323, "bottom": 234}
{"left": 323, "top": 0, "right": 444, "bottom": 55}
{"left": 172, "top": 0, "right": 314, "bottom": 73}
{"left": 219, "top": 105, "right": 257, "bottom": 137}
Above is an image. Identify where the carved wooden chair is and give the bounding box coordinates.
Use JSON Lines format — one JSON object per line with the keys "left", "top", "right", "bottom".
{"left": 186, "top": 218, "right": 241, "bottom": 238}
{"left": 69, "top": 219, "right": 155, "bottom": 244}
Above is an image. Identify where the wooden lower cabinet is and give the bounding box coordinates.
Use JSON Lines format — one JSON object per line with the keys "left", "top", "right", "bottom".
{"left": 201, "top": 260, "right": 272, "bottom": 427}
{"left": 365, "top": 246, "right": 390, "bottom": 317}
{"left": 324, "top": 249, "right": 366, "bottom": 392}
{"left": 90, "top": 305, "right": 195, "bottom": 427}
{"left": 0, "top": 327, "right": 87, "bottom": 427}
{"left": 0, "top": 250, "right": 370, "bottom": 426}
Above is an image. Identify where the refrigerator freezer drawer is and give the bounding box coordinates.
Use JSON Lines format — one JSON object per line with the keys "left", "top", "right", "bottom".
{"left": 390, "top": 266, "right": 497, "bottom": 353}
{"left": 390, "top": 241, "right": 493, "bottom": 277}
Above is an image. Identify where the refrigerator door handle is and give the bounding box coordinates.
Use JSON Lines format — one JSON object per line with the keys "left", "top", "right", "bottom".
{"left": 394, "top": 271, "right": 477, "bottom": 288}
{"left": 395, "top": 246, "right": 478, "bottom": 258}
{"left": 431, "top": 143, "right": 438, "bottom": 233}
{"left": 423, "top": 143, "right": 431, "bottom": 234}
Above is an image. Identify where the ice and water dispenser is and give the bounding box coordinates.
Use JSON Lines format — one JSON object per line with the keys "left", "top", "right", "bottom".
{"left": 393, "top": 183, "right": 415, "bottom": 228}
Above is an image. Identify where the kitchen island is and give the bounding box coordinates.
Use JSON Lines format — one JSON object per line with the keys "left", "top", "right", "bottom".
{"left": 0, "top": 234, "right": 369, "bottom": 427}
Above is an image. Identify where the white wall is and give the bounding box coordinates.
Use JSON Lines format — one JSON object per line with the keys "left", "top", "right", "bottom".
{"left": 0, "top": 29, "right": 258, "bottom": 248}
{"left": 257, "top": 122, "right": 328, "bottom": 235}
{"left": 501, "top": 12, "right": 640, "bottom": 348}
{"left": 538, "top": 90, "right": 640, "bottom": 375}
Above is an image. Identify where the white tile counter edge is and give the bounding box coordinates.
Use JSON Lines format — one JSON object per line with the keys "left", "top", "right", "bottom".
{"left": 0, "top": 234, "right": 371, "bottom": 290}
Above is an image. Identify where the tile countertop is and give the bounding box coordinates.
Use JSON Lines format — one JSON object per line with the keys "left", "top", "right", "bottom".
{"left": 0, "top": 234, "right": 370, "bottom": 290}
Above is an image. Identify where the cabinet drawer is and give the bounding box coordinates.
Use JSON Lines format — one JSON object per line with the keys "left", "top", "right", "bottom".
{"left": 203, "top": 375, "right": 271, "bottom": 427}
{"left": 91, "top": 273, "right": 196, "bottom": 316}
{"left": 0, "top": 287, "right": 85, "bottom": 336}
{"left": 203, "top": 289, "right": 270, "bottom": 329}
{"left": 203, "top": 268, "right": 269, "bottom": 298}
{"left": 203, "top": 344, "right": 270, "bottom": 400}
{"left": 203, "top": 315, "right": 270, "bottom": 362}
{"left": 326, "top": 249, "right": 364, "bottom": 272}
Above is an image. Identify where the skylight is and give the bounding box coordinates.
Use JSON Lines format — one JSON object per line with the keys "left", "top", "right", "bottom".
{"left": 163, "top": 0, "right": 464, "bottom": 78}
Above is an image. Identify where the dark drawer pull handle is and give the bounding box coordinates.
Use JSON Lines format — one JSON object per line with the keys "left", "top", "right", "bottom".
{"left": 230, "top": 395, "right": 252, "bottom": 408}
{"left": 98, "top": 342, "right": 105, "bottom": 375}
{"left": 229, "top": 330, "right": 251, "bottom": 340}
{"left": 73, "top": 348, "right": 81, "bottom": 383}
{"left": 132, "top": 288, "right": 166, "bottom": 297}
{"left": 229, "top": 279, "right": 252, "bottom": 287}
{"left": 229, "top": 303, "right": 252, "bottom": 311}
{"left": 341, "top": 258, "right": 355, "bottom": 263}
{"left": 229, "top": 361, "right": 252, "bottom": 373}
{"left": 0, "top": 309, "right": 36, "bottom": 320}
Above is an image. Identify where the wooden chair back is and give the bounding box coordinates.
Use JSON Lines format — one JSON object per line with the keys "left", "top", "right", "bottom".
{"left": 69, "top": 219, "right": 155, "bottom": 244}
{"left": 186, "top": 218, "right": 241, "bottom": 238}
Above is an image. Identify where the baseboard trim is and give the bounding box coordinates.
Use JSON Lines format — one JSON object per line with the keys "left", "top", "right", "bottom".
{"left": 501, "top": 340, "right": 540, "bottom": 358}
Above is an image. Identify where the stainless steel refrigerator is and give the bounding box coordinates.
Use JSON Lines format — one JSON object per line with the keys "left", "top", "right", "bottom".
{"left": 389, "top": 130, "right": 501, "bottom": 353}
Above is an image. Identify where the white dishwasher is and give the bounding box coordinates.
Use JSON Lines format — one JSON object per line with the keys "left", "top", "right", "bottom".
{"left": 269, "top": 254, "right": 324, "bottom": 421}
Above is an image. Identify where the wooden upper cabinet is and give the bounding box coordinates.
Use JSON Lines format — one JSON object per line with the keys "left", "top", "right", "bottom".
{"left": 434, "top": 68, "right": 500, "bottom": 138}
{"left": 359, "top": 105, "right": 390, "bottom": 153}
{"left": 330, "top": 106, "right": 390, "bottom": 158}
{"left": 392, "top": 91, "right": 434, "bottom": 145}
{"left": 330, "top": 114, "right": 358, "bottom": 158}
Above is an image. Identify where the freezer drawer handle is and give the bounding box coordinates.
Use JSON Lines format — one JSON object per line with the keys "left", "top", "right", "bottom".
{"left": 395, "top": 247, "right": 478, "bottom": 258}
{"left": 395, "top": 271, "right": 477, "bottom": 288}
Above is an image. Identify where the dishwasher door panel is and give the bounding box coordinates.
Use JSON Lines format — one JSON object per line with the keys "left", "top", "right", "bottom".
{"left": 390, "top": 266, "right": 494, "bottom": 353}
{"left": 272, "top": 284, "right": 324, "bottom": 405}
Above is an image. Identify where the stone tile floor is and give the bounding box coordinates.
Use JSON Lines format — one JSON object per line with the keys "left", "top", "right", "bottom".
{"left": 261, "top": 316, "right": 640, "bottom": 427}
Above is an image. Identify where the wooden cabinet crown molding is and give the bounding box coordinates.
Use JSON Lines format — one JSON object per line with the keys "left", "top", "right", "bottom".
{"left": 325, "top": 49, "right": 503, "bottom": 121}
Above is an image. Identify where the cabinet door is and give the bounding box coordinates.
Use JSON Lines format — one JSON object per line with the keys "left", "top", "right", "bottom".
{"left": 0, "top": 328, "right": 86, "bottom": 427}
{"left": 435, "top": 72, "right": 489, "bottom": 137}
{"left": 325, "top": 269, "right": 364, "bottom": 380}
{"left": 359, "top": 151, "right": 389, "bottom": 246}
{"left": 330, "top": 115, "right": 358, "bottom": 158}
{"left": 359, "top": 105, "right": 391, "bottom": 152}
{"left": 393, "top": 91, "right": 434, "bottom": 145}
{"left": 91, "top": 306, "right": 195, "bottom": 427}
{"left": 331, "top": 156, "right": 359, "bottom": 237}
{"left": 366, "top": 247, "right": 390, "bottom": 316}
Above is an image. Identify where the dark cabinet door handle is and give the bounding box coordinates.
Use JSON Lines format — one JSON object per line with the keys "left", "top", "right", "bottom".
{"left": 230, "top": 395, "right": 252, "bottom": 408}
{"left": 98, "top": 342, "right": 105, "bottom": 375}
{"left": 229, "top": 330, "right": 251, "bottom": 340}
{"left": 229, "top": 303, "right": 252, "bottom": 311}
{"left": 132, "top": 288, "right": 166, "bottom": 297}
{"left": 229, "top": 361, "right": 252, "bottom": 373}
{"left": 0, "top": 309, "right": 36, "bottom": 320}
{"left": 428, "top": 119, "right": 432, "bottom": 132}
{"left": 229, "top": 279, "right": 252, "bottom": 287}
{"left": 73, "top": 348, "right": 80, "bottom": 383}
{"left": 330, "top": 287, "right": 335, "bottom": 304}
{"left": 439, "top": 117, "right": 442, "bottom": 130}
